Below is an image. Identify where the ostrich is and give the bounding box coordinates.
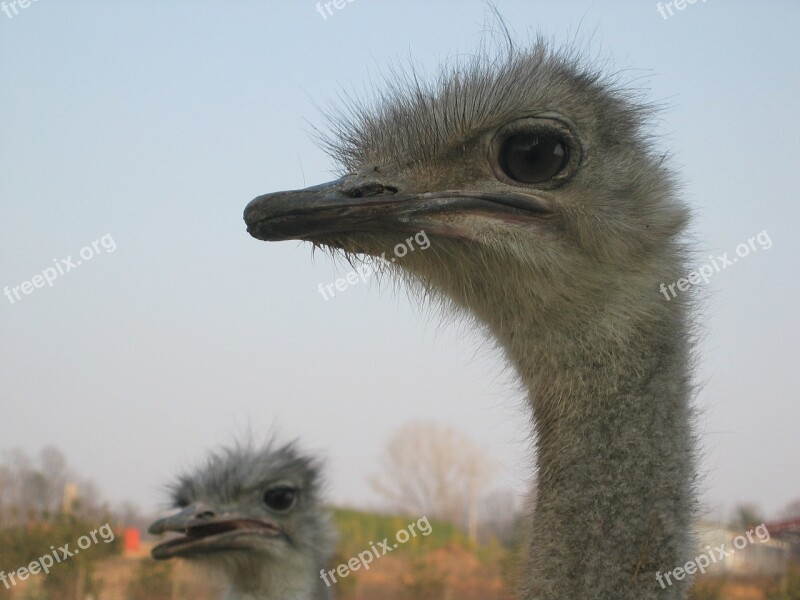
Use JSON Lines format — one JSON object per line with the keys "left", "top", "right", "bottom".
{"left": 243, "top": 36, "right": 696, "bottom": 599}
{"left": 148, "top": 442, "right": 336, "bottom": 600}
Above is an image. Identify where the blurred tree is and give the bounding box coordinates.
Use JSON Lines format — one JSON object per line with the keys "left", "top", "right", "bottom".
{"left": 126, "top": 559, "right": 174, "bottom": 600}
{"left": 0, "top": 447, "right": 113, "bottom": 528}
{"left": 781, "top": 499, "right": 800, "bottom": 520}
{"left": 730, "top": 503, "right": 765, "bottom": 530}
{"left": 0, "top": 447, "right": 122, "bottom": 600}
{"left": 370, "top": 420, "right": 495, "bottom": 541}
{"left": 115, "top": 500, "right": 155, "bottom": 532}
{"left": 478, "top": 488, "right": 524, "bottom": 546}
{"left": 39, "top": 446, "right": 69, "bottom": 513}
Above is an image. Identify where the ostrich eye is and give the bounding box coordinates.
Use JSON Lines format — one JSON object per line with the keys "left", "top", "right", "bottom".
{"left": 498, "top": 132, "right": 568, "bottom": 184}
{"left": 263, "top": 486, "right": 297, "bottom": 512}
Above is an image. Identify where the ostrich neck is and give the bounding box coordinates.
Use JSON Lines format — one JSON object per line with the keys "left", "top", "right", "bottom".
{"left": 222, "top": 557, "right": 330, "bottom": 600}
{"left": 483, "top": 293, "right": 694, "bottom": 599}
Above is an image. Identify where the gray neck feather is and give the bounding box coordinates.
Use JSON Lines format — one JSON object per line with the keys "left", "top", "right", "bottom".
{"left": 217, "top": 554, "right": 332, "bottom": 600}
{"left": 479, "top": 281, "right": 695, "bottom": 598}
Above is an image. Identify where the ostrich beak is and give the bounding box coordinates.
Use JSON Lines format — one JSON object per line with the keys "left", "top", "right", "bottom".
{"left": 148, "top": 504, "right": 282, "bottom": 559}
{"left": 244, "top": 173, "right": 554, "bottom": 242}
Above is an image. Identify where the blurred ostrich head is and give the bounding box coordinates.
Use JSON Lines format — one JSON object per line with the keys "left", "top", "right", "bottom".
{"left": 149, "top": 441, "right": 335, "bottom": 600}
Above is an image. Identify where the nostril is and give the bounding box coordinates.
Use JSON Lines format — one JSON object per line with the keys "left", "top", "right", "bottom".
{"left": 196, "top": 510, "right": 215, "bottom": 520}
{"left": 344, "top": 183, "right": 398, "bottom": 198}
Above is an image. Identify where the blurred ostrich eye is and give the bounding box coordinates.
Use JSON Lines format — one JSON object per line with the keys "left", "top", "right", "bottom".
{"left": 498, "top": 132, "right": 569, "bottom": 184}
{"left": 263, "top": 486, "right": 297, "bottom": 512}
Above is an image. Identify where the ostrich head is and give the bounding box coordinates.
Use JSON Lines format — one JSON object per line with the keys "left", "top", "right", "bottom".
{"left": 148, "top": 442, "right": 335, "bottom": 600}
{"left": 243, "top": 34, "right": 698, "bottom": 598}
{"left": 243, "top": 40, "right": 690, "bottom": 346}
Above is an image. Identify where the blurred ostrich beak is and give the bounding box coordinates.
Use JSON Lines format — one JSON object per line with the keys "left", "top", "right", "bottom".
{"left": 149, "top": 503, "right": 281, "bottom": 559}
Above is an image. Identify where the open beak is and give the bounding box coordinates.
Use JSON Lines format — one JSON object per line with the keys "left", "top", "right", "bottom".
{"left": 243, "top": 173, "right": 554, "bottom": 242}
{"left": 148, "top": 504, "right": 282, "bottom": 559}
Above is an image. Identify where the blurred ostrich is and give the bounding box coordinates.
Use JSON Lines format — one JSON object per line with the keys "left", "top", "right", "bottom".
{"left": 148, "top": 442, "right": 336, "bottom": 600}
{"left": 243, "top": 33, "right": 696, "bottom": 599}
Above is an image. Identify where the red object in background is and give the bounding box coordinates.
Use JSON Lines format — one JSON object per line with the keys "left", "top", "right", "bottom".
{"left": 123, "top": 528, "right": 141, "bottom": 553}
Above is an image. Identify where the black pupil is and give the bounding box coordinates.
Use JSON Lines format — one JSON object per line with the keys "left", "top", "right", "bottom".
{"left": 499, "top": 132, "right": 567, "bottom": 183}
{"left": 264, "top": 487, "right": 296, "bottom": 511}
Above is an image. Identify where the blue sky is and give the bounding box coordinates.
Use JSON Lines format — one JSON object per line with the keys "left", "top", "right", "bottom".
{"left": 1, "top": 1, "right": 798, "bottom": 520}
